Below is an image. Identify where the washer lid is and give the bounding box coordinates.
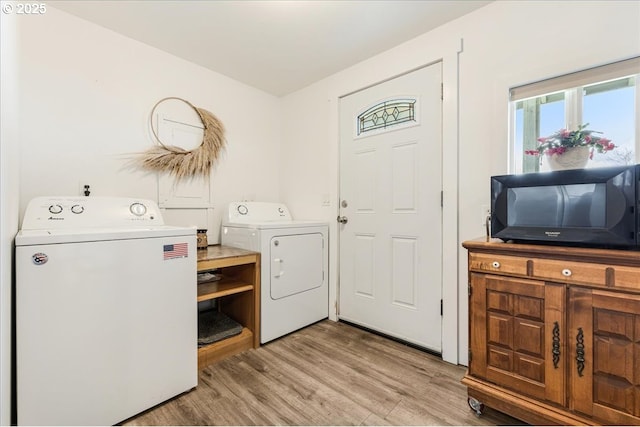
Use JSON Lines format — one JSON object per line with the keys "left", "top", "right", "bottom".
{"left": 15, "top": 226, "right": 195, "bottom": 246}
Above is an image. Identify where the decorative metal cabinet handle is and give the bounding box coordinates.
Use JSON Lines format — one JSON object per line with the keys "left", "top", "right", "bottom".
{"left": 562, "top": 268, "right": 572, "bottom": 277}
{"left": 576, "top": 327, "right": 585, "bottom": 377}
{"left": 492, "top": 261, "right": 501, "bottom": 268}
{"left": 552, "top": 321, "right": 561, "bottom": 369}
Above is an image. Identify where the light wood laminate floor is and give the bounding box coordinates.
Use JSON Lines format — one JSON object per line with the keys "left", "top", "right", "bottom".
{"left": 125, "top": 320, "right": 523, "bottom": 426}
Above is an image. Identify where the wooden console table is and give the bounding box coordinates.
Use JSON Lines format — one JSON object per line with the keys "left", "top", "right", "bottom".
{"left": 197, "top": 245, "right": 260, "bottom": 369}
{"left": 463, "top": 238, "right": 640, "bottom": 425}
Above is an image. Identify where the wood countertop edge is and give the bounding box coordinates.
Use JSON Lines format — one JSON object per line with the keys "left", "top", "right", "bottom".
{"left": 462, "top": 237, "right": 640, "bottom": 265}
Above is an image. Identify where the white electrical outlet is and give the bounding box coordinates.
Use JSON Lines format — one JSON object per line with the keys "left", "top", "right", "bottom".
{"left": 321, "top": 194, "right": 331, "bottom": 207}
{"left": 481, "top": 204, "right": 491, "bottom": 226}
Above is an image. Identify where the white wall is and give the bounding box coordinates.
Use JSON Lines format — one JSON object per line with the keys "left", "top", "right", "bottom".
{"left": 280, "top": 0, "right": 640, "bottom": 365}
{"left": 0, "top": 6, "right": 20, "bottom": 424}
{"left": 18, "top": 7, "right": 283, "bottom": 241}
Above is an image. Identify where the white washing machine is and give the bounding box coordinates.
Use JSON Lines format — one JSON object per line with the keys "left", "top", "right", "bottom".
{"left": 15, "top": 197, "right": 197, "bottom": 426}
{"left": 221, "top": 202, "right": 328, "bottom": 343}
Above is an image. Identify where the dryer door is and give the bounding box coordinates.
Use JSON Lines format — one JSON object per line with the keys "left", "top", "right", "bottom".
{"left": 270, "top": 233, "right": 324, "bottom": 299}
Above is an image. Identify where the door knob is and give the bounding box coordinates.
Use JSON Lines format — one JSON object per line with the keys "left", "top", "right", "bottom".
{"left": 337, "top": 215, "right": 348, "bottom": 224}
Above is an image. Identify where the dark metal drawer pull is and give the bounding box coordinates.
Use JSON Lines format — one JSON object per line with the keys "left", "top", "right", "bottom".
{"left": 576, "top": 327, "right": 585, "bottom": 377}
{"left": 552, "top": 321, "right": 560, "bottom": 369}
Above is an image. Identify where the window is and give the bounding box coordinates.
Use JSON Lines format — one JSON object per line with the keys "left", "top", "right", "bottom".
{"left": 510, "top": 57, "right": 640, "bottom": 174}
{"left": 357, "top": 98, "right": 417, "bottom": 136}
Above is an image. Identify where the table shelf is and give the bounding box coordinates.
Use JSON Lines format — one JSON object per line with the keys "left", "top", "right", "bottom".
{"left": 197, "top": 279, "right": 254, "bottom": 302}
{"left": 197, "top": 327, "right": 254, "bottom": 368}
{"left": 196, "top": 245, "right": 260, "bottom": 370}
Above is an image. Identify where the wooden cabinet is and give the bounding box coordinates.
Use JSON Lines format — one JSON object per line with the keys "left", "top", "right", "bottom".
{"left": 463, "top": 239, "right": 640, "bottom": 426}
{"left": 197, "top": 245, "right": 260, "bottom": 369}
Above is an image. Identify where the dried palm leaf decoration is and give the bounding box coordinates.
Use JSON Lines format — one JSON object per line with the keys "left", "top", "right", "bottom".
{"left": 134, "top": 97, "right": 226, "bottom": 180}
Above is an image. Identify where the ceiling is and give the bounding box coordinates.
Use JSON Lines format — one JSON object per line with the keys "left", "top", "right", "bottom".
{"left": 50, "top": 0, "right": 491, "bottom": 96}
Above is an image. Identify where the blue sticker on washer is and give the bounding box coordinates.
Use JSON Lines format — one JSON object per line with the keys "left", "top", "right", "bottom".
{"left": 32, "top": 253, "right": 48, "bottom": 265}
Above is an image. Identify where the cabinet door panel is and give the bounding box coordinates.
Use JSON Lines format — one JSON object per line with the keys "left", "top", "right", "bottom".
{"left": 515, "top": 354, "right": 545, "bottom": 383}
{"left": 487, "top": 289, "right": 512, "bottom": 314}
{"left": 570, "top": 288, "right": 640, "bottom": 424}
{"left": 488, "top": 346, "right": 513, "bottom": 371}
{"left": 514, "top": 319, "right": 544, "bottom": 356}
{"left": 488, "top": 312, "right": 513, "bottom": 347}
{"left": 469, "top": 273, "right": 565, "bottom": 406}
{"left": 515, "top": 295, "right": 543, "bottom": 321}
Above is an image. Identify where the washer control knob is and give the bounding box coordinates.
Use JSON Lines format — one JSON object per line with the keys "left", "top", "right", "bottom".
{"left": 129, "top": 202, "right": 147, "bottom": 216}
{"left": 70, "top": 204, "right": 84, "bottom": 214}
{"left": 48, "top": 204, "right": 63, "bottom": 214}
{"left": 237, "top": 204, "right": 248, "bottom": 215}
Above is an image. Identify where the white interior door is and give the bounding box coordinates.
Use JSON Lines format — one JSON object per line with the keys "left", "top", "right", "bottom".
{"left": 338, "top": 63, "right": 443, "bottom": 352}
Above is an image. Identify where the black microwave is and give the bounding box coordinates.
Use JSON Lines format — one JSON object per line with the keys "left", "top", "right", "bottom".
{"left": 491, "top": 164, "right": 640, "bottom": 248}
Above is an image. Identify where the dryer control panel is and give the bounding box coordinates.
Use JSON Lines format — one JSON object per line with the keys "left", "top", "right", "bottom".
{"left": 21, "top": 196, "right": 165, "bottom": 230}
{"left": 224, "top": 202, "right": 292, "bottom": 224}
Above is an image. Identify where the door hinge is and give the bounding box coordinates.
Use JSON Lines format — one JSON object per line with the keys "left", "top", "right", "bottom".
{"left": 469, "top": 350, "right": 472, "bottom": 363}
{"left": 440, "top": 299, "right": 443, "bottom": 316}
{"left": 468, "top": 282, "right": 472, "bottom": 296}
{"left": 441, "top": 83, "right": 444, "bottom": 100}
{"left": 440, "top": 190, "right": 443, "bottom": 207}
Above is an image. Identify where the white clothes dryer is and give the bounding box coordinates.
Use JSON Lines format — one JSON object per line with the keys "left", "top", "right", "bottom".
{"left": 221, "top": 202, "right": 328, "bottom": 343}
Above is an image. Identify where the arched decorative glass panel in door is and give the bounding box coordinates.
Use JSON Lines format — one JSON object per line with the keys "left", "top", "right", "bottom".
{"left": 357, "top": 97, "right": 417, "bottom": 137}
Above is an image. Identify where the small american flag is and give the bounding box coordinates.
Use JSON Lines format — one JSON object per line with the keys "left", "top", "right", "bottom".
{"left": 163, "top": 243, "right": 188, "bottom": 260}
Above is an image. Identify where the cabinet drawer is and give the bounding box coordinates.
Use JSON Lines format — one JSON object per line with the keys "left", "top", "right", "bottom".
{"left": 611, "top": 265, "right": 640, "bottom": 291}
{"left": 469, "top": 253, "right": 528, "bottom": 276}
{"left": 532, "top": 258, "right": 607, "bottom": 286}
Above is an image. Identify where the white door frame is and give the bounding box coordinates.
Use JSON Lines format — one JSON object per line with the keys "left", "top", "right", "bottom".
{"left": 327, "top": 43, "right": 462, "bottom": 365}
